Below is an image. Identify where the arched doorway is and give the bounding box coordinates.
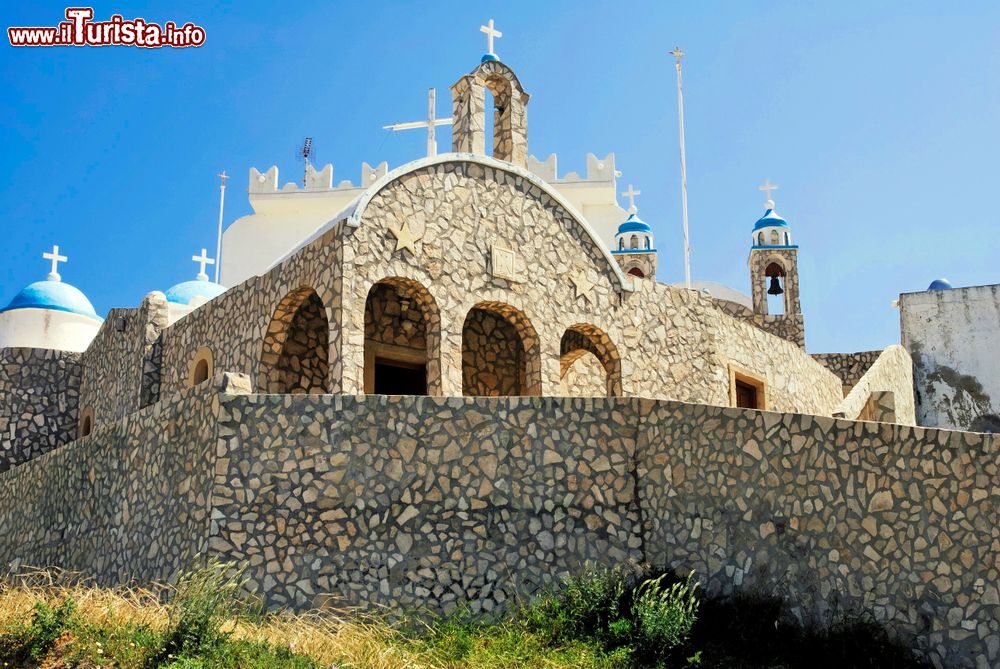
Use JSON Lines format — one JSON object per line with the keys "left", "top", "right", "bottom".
{"left": 259, "top": 287, "right": 330, "bottom": 394}
{"left": 559, "top": 324, "right": 622, "bottom": 397}
{"left": 364, "top": 278, "right": 441, "bottom": 395}
{"left": 461, "top": 302, "right": 541, "bottom": 396}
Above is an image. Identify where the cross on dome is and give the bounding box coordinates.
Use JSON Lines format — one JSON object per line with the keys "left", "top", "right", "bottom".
{"left": 480, "top": 18, "right": 502, "bottom": 58}
{"left": 669, "top": 46, "right": 685, "bottom": 62}
{"left": 758, "top": 178, "right": 779, "bottom": 209}
{"left": 383, "top": 88, "right": 454, "bottom": 157}
{"left": 191, "top": 248, "right": 215, "bottom": 282}
{"left": 621, "top": 184, "right": 641, "bottom": 214}
{"left": 43, "top": 245, "right": 67, "bottom": 282}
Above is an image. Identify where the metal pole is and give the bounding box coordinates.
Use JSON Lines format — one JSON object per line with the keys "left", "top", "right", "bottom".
{"left": 672, "top": 48, "right": 692, "bottom": 289}
{"left": 427, "top": 88, "right": 437, "bottom": 157}
{"left": 215, "top": 172, "right": 227, "bottom": 284}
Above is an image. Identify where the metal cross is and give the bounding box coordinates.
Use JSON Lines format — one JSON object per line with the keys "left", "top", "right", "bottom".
{"left": 758, "top": 179, "right": 779, "bottom": 207}
{"left": 621, "top": 184, "right": 641, "bottom": 214}
{"left": 192, "top": 248, "right": 215, "bottom": 281}
{"left": 383, "top": 88, "right": 453, "bottom": 156}
{"left": 43, "top": 244, "right": 67, "bottom": 281}
{"left": 480, "top": 18, "right": 502, "bottom": 56}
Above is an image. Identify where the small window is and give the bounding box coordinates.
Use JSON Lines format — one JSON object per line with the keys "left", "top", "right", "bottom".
{"left": 619, "top": 238, "right": 624, "bottom": 250}
{"left": 627, "top": 267, "right": 645, "bottom": 278}
{"left": 79, "top": 407, "right": 94, "bottom": 438}
{"left": 770, "top": 230, "right": 780, "bottom": 245}
{"left": 729, "top": 365, "right": 767, "bottom": 410}
{"left": 784, "top": 232, "right": 790, "bottom": 245}
{"left": 757, "top": 232, "right": 765, "bottom": 245}
{"left": 644, "top": 236, "right": 651, "bottom": 249}
{"left": 630, "top": 234, "right": 639, "bottom": 250}
{"left": 188, "top": 347, "right": 214, "bottom": 387}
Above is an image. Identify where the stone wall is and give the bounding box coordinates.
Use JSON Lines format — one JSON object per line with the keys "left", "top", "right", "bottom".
{"left": 559, "top": 350, "right": 607, "bottom": 396}
{"left": 813, "top": 349, "right": 884, "bottom": 393}
{"left": 0, "top": 388, "right": 994, "bottom": 667}
{"left": 833, "top": 345, "right": 916, "bottom": 424}
{"left": 0, "top": 378, "right": 220, "bottom": 583}
{"left": 461, "top": 307, "right": 527, "bottom": 396}
{"left": 0, "top": 347, "right": 81, "bottom": 473}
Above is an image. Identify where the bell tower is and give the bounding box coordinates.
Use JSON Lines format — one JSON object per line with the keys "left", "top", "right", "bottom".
{"left": 611, "top": 184, "right": 657, "bottom": 279}
{"left": 450, "top": 20, "right": 530, "bottom": 166}
{"left": 747, "top": 181, "right": 805, "bottom": 347}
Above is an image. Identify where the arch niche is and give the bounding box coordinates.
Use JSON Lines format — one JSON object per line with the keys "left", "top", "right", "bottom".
{"left": 461, "top": 301, "right": 541, "bottom": 396}
{"left": 363, "top": 277, "right": 441, "bottom": 395}
{"left": 259, "top": 287, "right": 331, "bottom": 394}
{"left": 559, "top": 324, "right": 623, "bottom": 397}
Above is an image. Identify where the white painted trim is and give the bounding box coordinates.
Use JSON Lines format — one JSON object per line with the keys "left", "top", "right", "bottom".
{"left": 344, "top": 153, "right": 634, "bottom": 292}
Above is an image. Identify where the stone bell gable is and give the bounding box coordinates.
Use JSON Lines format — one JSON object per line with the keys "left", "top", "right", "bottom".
{"left": 451, "top": 60, "right": 530, "bottom": 166}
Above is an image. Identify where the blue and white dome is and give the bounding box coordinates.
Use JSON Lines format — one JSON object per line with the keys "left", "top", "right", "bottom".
{"left": 165, "top": 279, "right": 226, "bottom": 306}
{"left": 0, "top": 280, "right": 100, "bottom": 320}
{"left": 612, "top": 214, "right": 656, "bottom": 254}
{"left": 0, "top": 247, "right": 103, "bottom": 353}
{"left": 927, "top": 278, "right": 953, "bottom": 291}
{"left": 751, "top": 202, "right": 794, "bottom": 248}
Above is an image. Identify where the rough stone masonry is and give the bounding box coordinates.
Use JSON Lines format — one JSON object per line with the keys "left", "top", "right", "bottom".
{"left": 0, "top": 376, "right": 994, "bottom": 669}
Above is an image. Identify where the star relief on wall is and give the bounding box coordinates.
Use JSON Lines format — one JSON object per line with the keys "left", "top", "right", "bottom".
{"left": 570, "top": 270, "right": 594, "bottom": 303}
{"left": 388, "top": 220, "right": 422, "bottom": 255}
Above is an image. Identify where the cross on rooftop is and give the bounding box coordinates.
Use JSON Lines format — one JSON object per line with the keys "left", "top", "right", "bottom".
{"left": 621, "top": 184, "right": 641, "bottom": 214}
{"left": 669, "top": 46, "right": 685, "bottom": 63}
{"left": 480, "top": 19, "right": 502, "bottom": 57}
{"left": 758, "top": 179, "right": 779, "bottom": 208}
{"left": 192, "top": 248, "right": 215, "bottom": 281}
{"left": 43, "top": 245, "right": 67, "bottom": 281}
{"left": 382, "top": 88, "right": 453, "bottom": 157}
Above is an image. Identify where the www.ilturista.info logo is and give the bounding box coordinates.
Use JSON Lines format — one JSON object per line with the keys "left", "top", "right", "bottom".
{"left": 8, "top": 7, "right": 205, "bottom": 48}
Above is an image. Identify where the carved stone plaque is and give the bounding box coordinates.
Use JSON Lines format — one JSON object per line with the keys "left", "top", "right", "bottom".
{"left": 490, "top": 244, "right": 519, "bottom": 282}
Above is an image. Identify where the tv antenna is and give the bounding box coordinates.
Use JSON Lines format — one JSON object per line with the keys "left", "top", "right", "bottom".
{"left": 296, "top": 137, "right": 314, "bottom": 186}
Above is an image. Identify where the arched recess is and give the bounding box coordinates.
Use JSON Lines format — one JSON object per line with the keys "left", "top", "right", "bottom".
{"left": 559, "top": 324, "right": 623, "bottom": 397}
{"left": 764, "top": 260, "right": 788, "bottom": 315}
{"left": 363, "top": 277, "right": 441, "bottom": 395}
{"left": 78, "top": 407, "right": 94, "bottom": 439}
{"left": 187, "top": 346, "right": 213, "bottom": 387}
{"left": 259, "top": 287, "right": 331, "bottom": 394}
{"left": 462, "top": 301, "right": 541, "bottom": 396}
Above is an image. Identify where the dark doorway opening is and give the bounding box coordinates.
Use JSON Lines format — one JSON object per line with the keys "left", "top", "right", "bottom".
{"left": 735, "top": 380, "right": 759, "bottom": 409}
{"left": 374, "top": 358, "right": 428, "bottom": 395}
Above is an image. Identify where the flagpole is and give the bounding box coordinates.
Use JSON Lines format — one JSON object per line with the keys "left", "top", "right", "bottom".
{"left": 671, "top": 47, "right": 692, "bottom": 289}
{"left": 215, "top": 171, "right": 228, "bottom": 284}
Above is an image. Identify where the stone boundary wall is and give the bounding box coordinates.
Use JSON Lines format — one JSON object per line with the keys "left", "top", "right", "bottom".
{"left": 814, "top": 349, "right": 884, "bottom": 391}
{"left": 834, "top": 345, "right": 916, "bottom": 425}
{"left": 0, "top": 347, "right": 81, "bottom": 473}
{"left": 0, "top": 388, "right": 994, "bottom": 667}
{"left": 0, "top": 378, "right": 220, "bottom": 583}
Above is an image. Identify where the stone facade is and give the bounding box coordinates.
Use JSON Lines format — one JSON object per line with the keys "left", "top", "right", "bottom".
{"left": 814, "top": 349, "right": 884, "bottom": 395}
{"left": 0, "top": 347, "right": 81, "bottom": 473}
{"left": 747, "top": 246, "right": 806, "bottom": 348}
{"left": 451, "top": 60, "right": 529, "bottom": 167}
{"left": 832, "top": 345, "right": 916, "bottom": 424}
{"left": 0, "top": 384, "right": 995, "bottom": 668}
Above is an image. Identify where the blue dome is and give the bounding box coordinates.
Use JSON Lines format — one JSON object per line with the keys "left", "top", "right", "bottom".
{"left": 481, "top": 53, "right": 499, "bottom": 63}
{"left": 165, "top": 280, "right": 226, "bottom": 305}
{"left": 616, "top": 213, "right": 652, "bottom": 235}
{"left": 0, "top": 280, "right": 101, "bottom": 320}
{"left": 753, "top": 208, "right": 788, "bottom": 230}
{"left": 927, "top": 278, "right": 953, "bottom": 291}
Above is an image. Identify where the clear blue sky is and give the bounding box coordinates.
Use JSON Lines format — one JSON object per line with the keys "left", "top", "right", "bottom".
{"left": 2, "top": 1, "right": 997, "bottom": 353}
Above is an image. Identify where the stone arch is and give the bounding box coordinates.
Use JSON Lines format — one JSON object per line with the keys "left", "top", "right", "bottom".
{"left": 363, "top": 277, "right": 442, "bottom": 395}
{"left": 559, "top": 324, "right": 622, "bottom": 397}
{"left": 78, "top": 406, "right": 94, "bottom": 439}
{"left": 450, "top": 60, "right": 530, "bottom": 165}
{"left": 187, "top": 346, "right": 213, "bottom": 387}
{"left": 259, "top": 287, "right": 331, "bottom": 394}
{"left": 461, "top": 301, "right": 541, "bottom": 396}
{"left": 628, "top": 267, "right": 645, "bottom": 278}
{"left": 764, "top": 259, "right": 789, "bottom": 314}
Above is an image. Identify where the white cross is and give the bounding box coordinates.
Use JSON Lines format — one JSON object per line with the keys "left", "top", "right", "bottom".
{"left": 758, "top": 178, "right": 779, "bottom": 208}
{"left": 621, "top": 184, "right": 641, "bottom": 214}
{"left": 191, "top": 248, "right": 215, "bottom": 281}
{"left": 383, "top": 88, "right": 453, "bottom": 157}
{"left": 480, "top": 18, "right": 502, "bottom": 57}
{"left": 42, "top": 244, "right": 67, "bottom": 281}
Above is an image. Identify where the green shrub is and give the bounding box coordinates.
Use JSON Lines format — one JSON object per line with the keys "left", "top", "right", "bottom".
{"left": 630, "top": 572, "right": 699, "bottom": 661}
{"left": 0, "top": 597, "right": 78, "bottom": 662}
{"left": 156, "top": 559, "right": 256, "bottom": 661}
{"left": 525, "top": 564, "right": 632, "bottom": 642}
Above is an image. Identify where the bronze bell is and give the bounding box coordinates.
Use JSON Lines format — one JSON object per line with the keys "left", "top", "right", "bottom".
{"left": 767, "top": 276, "right": 784, "bottom": 296}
